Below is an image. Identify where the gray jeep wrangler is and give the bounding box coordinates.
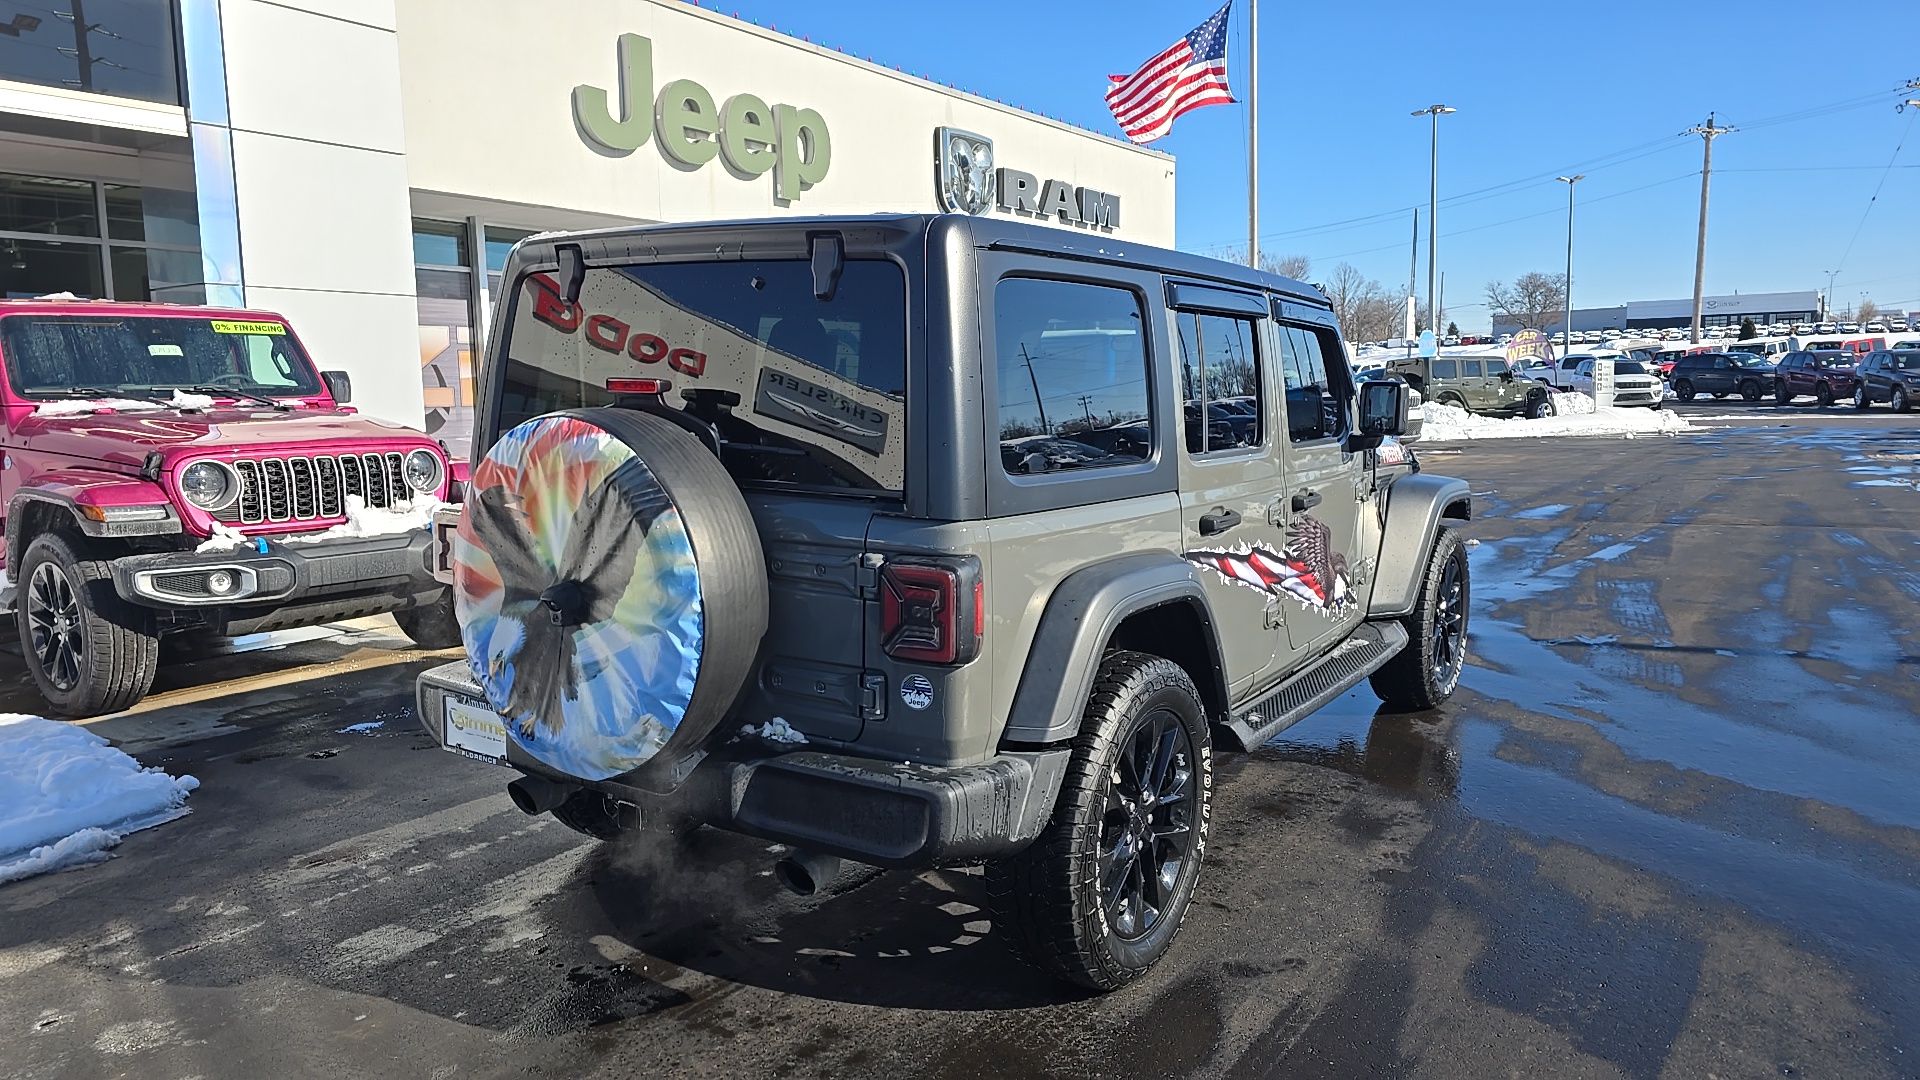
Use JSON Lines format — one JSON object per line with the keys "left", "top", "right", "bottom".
{"left": 414, "top": 215, "right": 1470, "bottom": 991}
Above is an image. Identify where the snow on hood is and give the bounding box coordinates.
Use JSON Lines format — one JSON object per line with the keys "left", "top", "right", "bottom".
{"left": 0, "top": 714, "right": 199, "bottom": 884}
{"left": 32, "top": 389, "right": 217, "bottom": 417}
{"left": 1419, "top": 393, "right": 1694, "bottom": 442}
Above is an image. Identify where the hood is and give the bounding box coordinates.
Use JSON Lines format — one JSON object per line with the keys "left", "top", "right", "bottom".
{"left": 8, "top": 404, "right": 439, "bottom": 472}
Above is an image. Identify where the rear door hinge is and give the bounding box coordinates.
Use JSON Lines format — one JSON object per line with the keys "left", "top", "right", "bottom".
{"left": 857, "top": 552, "right": 884, "bottom": 597}
{"left": 860, "top": 672, "right": 888, "bottom": 721}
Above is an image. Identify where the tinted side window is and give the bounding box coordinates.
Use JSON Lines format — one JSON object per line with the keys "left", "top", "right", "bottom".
{"left": 1276, "top": 324, "right": 1350, "bottom": 443}
{"left": 1431, "top": 358, "right": 1458, "bottom": 379}
{"left": 1463, "top": 359, "right": 1483, "bottom": 377}
{"left": 1174, "top": 312, "right": 1262, "bottom": 454}
{"left": 994, "top": 277, "right": 1151, "bottom": 476}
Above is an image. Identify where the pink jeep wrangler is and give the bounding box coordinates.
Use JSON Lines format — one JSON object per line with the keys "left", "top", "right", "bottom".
{"left": 0, "top": 298, "right": 461, "bottom": 717}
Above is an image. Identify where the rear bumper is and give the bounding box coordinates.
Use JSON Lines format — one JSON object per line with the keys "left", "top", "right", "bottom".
{"left": 415, "top": 660, "right": 1070, "bottom": 867}
{"left": 109, "top": 528, "right": 441, "bottom": 610}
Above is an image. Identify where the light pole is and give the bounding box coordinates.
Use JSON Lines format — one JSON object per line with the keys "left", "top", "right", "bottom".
{"left": 1412, "top": 105, "right": 1455, "bottom": 334}
{"left": 1823, "top": 270, "right": 1840, "bottom": 320}
{"left": 1558, "top": 175, "right": 1584, "bottom": 357}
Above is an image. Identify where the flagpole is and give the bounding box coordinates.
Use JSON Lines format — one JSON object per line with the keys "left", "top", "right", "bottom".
{"left": 1246, "top": 0, "right": 1258, "bottom": 270}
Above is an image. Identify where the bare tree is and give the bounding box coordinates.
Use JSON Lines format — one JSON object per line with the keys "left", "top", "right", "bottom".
{"left": 1216, "top": 247, "right": 1311, "bottom": 281}
{"left": 1486, "top": 272, "right": 1568, "bottom": 330}
{"left": 1858, "top": 298, "right": 1879, "bottom": 323}
{"left": 1321, "top": 263, "right": 1404, "bottom": 343}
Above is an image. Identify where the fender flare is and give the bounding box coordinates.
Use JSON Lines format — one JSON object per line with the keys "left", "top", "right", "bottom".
{"left": 1368, "top": 474, "right": 1471, "bottom": 619}
{"left": 1001, "top": 551, "right": 1228, "bottom": 745}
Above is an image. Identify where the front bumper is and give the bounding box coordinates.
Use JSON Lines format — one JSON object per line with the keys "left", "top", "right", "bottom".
{"left": 415, "top": 661, "right": 1070, "bottom": 867}
{"left": 110, "top": 527, "right": 440, "bottom": 609}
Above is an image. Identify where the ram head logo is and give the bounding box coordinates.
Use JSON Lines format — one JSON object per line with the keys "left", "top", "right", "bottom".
{"left": 936, "top": 127, "right": 996, "bottom": 216}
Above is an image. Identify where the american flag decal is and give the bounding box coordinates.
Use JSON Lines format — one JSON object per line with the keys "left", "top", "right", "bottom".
{"left": 1184, "top": 516, "right": 1354, "bottom": 615}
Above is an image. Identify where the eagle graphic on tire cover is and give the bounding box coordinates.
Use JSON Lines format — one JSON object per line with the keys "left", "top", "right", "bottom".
{"left": 1183, "top": 512, "right": 1354, "bottom": 615}
{"left": 453, "top": 415, "right": 704, "bottom": 782}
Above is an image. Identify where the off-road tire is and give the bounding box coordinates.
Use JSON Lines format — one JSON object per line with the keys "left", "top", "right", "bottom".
{"left": 1371, "top": 527, "right": 1470, "bottom": 712}
{"left": 1740, "top": 380, "right": 1763, "bottom": 402}
{"left": 1675, "top": 379, "right": 1696, "bottom": 401}
{"left": 1896, "top": 386, "right": 1912, "bottom": 413}
{"left": 986, "top": 651, "right": 1212, "bottom": 992}
{"left": 1774, "top": 384, "right": 1792, "bottom": 405}
{"left": 1524, "top": 390, "right": 1555, "bottom": 419}
{"left": 1815, "top": 383, "right": 1834, "bottom": 407}
{"left": 394, "top": 587, "right": 463, "bottom": 649}
{"left": 14, "top": 531, "right": 159, "bottom": 717}
{"left": 1854, "top": 384, "right": 1871, "bottom": 410}
{"left": 1436, "top": 392, "right": 1467, "bottom": 410}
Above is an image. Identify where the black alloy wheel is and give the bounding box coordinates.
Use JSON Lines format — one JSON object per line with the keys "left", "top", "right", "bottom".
{"left": 25, "top": 561, "right": 83, "bottom": 693}
{"left": 1675, "top": 379, "right": 1696, "bottom": 401}
{"left": 1426, "top": 551, "right": 1469, "bottom": 694}
{"left": 1372, "top": 527, "right": 1470, "bottom": 711}
{"left": 1774, "top": 384, "right": 1791, "bottom": 405}
{"left": 988, "top": 651, "right": 1212, "bottom": 991}
{"left": 1815, "top": 382, "right": 1834, "bottom": 407}
{"left": 1896, "top": 386, "right": 1912, "bottom": 413}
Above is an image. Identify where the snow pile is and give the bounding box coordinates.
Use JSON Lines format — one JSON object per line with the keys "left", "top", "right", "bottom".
{"left": 195, "top": 522, "right": 253, "bottom": 554}
{"left": 281, "top": 495, "right": 442, "bottom": 544}
{"left": 740, "top": 718, "right": 808, "bottom": 745}
{"left": 0, "top": 715, "right": 199, "bottom": 885}
{"left": 33, "top": 399, "right": 167, "bottom": 418}
{"left": 1420, "top": 395, "right": 1692, "bottom": 442}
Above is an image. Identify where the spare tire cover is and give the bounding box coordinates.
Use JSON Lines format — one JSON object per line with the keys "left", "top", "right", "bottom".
{"left": 453, "top": 409, "right": 768, "bottom": 783}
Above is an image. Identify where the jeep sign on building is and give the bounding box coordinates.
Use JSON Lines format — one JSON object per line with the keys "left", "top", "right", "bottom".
{"left": 0, "top": 0, "right": 1175, "bottom": 457}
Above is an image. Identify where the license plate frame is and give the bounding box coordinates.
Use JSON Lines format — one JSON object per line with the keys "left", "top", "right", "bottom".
{"left": 443, "top": 696, "right": 509, "bottom": 766}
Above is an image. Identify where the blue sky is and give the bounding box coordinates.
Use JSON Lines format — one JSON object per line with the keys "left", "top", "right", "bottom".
{"left": 715, "top": 0, "right": 1919, "bottom": 330}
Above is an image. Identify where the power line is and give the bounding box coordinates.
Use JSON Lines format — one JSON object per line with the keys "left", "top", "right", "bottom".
{"left": 1831, "top": 108, "right": 1918, "bottom": 277}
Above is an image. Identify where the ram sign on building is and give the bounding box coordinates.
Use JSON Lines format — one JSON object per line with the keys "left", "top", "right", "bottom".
{"left": 0, "top": 0, "right": 1176, "bottom": 456}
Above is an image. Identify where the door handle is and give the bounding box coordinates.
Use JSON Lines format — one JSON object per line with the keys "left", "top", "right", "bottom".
{"left": 1291, "top": 489, "right": 1322, "bottom": 512}
{"left": 1198, "top": 506, "right": 1242, "bottom": 536}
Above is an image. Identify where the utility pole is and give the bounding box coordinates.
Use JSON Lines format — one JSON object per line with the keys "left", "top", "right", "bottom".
{"left": 1559, "top": 175, "right": 1584, "bottom": 357}
{"left": 1413, "top": 105, "right": 1456, "bottom": 333}
{"left": 1823, "top": 270, "right": 1840, "bottom": 320}
{"left": 1246, "top": 0, "right": 1258, "bottom": 269}
{"left": 1686, "top": 113, "right": 1733, "bottom": 345}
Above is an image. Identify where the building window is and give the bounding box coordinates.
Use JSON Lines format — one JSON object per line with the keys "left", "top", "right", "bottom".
{"left": 413, "top": 218, "right": 474, "bottom": 456}
{"left": 0, "top": 173, "right": 201, "bottom": 301}
{"left": 0, "top": 0, "right": 182, "bottom": 105}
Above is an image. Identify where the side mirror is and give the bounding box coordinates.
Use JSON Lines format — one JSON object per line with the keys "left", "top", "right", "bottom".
{"left": 321, "top": 369, "right": 353, "bottom": 404}
{"left": 1354, "top": 379, "right": 1408, "bottom": 449}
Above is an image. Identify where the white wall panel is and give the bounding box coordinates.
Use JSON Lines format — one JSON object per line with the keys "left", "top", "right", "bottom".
{"left": 223, "top": 0, "right": 407, "bottom": 152}
{"left": 231, "top": 131, "right": 414, "bottom": 295}
{"left": 247, "top": 0, "right": 397, "bottom": 31}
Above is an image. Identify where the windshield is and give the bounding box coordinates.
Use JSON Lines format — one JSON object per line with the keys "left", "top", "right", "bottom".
{"left": 499, "top": 259, "right": 906, "bottom": 492}
{"left": 1891, "top": 352, "right": 1920, "bottom": 371}
{"left": 1615, "top": 361, "right": 1649, "bottom": 375}
{"left": 0, "top": 315, "right": 322, "bottom": 399}
{"left": 1730, "top": 353, "right": 1771, "bottom": 368}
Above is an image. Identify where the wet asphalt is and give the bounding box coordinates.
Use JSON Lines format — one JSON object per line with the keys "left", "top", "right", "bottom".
{"left": 2, "top": 401, "right": 1917, "bottom": 1079}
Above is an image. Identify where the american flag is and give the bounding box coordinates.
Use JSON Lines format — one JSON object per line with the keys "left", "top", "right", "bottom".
{"left": 1105, "top": 2, "right": 1235, "bottom": 144}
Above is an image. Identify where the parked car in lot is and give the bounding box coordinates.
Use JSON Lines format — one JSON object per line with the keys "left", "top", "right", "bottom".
{"left": 1853, "top": 349, "right": 1920, "bottom": 411}
{"left": 1571, "top": 358, "right": 1663, "bottom": 408}
{"left": 1804, "top": 337, "right": 1886, "bottom": 355}
{"left": 413, "top": 213, "right": 1469, "bottom": 990}
{"left": 1670, "top": 351, "right": 1778, "bottom": 402}
{"left": 1388, "top": 353, "right": 1554, "bottom": 418}
{"left": 0, "top": 298, "right": 460, "bottom": 716}
{"left": 1774, "top": 350, "right": 1857, "bottom": 405}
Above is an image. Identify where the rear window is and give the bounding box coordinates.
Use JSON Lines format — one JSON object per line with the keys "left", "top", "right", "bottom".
{"left": 496, "top": 260, "right": 906, "bottom": 492}
{"left": 0, "top": 314, "right": 321, "bottom": 398}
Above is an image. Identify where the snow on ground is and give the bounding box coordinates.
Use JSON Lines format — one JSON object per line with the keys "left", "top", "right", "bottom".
{"left": 1420, "top": 393, "right": 1694, "bottom": 442}
{"left": 0, "top": 715, "right": 199, "bottom": 885}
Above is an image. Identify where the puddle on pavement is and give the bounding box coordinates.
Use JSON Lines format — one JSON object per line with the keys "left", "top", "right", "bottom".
{"left": 1262, "top": 444, "right": 1920, "bottom": 1055}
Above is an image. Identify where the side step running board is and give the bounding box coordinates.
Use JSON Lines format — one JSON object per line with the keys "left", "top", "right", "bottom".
{"left": 1220, "top": 620, "right": 1411, "bottom": 751}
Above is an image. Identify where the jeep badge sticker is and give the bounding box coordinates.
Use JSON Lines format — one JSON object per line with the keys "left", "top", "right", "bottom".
{"left": 1183, "top": 513, "right": 1355, "bottom": 617}
{"left": 900, "top": 674, "right": 934, "bottom": 711}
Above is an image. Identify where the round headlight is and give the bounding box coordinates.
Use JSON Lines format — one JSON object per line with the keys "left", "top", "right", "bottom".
{"left": 180, "top": 461, "right": 237, "bottom": 510}
{"left": 404, "top": 449, "right": 444, "bottom": 494}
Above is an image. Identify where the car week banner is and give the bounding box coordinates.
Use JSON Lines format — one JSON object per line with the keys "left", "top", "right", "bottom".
{"left": 1506, "top": 329, "right": 1554, "bottom": 364}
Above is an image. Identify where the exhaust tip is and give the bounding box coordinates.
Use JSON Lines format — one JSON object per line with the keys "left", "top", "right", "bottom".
{"left": 773, "top": 851, "right": 843, "bottom": 896}
{"left": 507, "top": 774, "right": 577, "bottom": 816}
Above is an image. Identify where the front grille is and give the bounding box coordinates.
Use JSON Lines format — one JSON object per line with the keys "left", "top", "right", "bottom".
{"left": 214, "top": 451, "right": 414, "bottom": 526}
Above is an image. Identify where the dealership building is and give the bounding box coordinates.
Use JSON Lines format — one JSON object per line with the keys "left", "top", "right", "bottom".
{"left": 0, "top": 0, "right": 1175, "bottom": 454}
{"left": 1501, "top": 290, "right": 1826, "bottom": 338}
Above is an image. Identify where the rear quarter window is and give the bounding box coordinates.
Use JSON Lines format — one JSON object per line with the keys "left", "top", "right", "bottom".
{"left": 993, "top": 277, "right": 1151, "bottom": 475}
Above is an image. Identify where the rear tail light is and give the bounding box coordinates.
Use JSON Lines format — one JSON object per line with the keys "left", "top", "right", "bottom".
{"left": 879, "top": 557, "right": 984, "bottom": 665}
